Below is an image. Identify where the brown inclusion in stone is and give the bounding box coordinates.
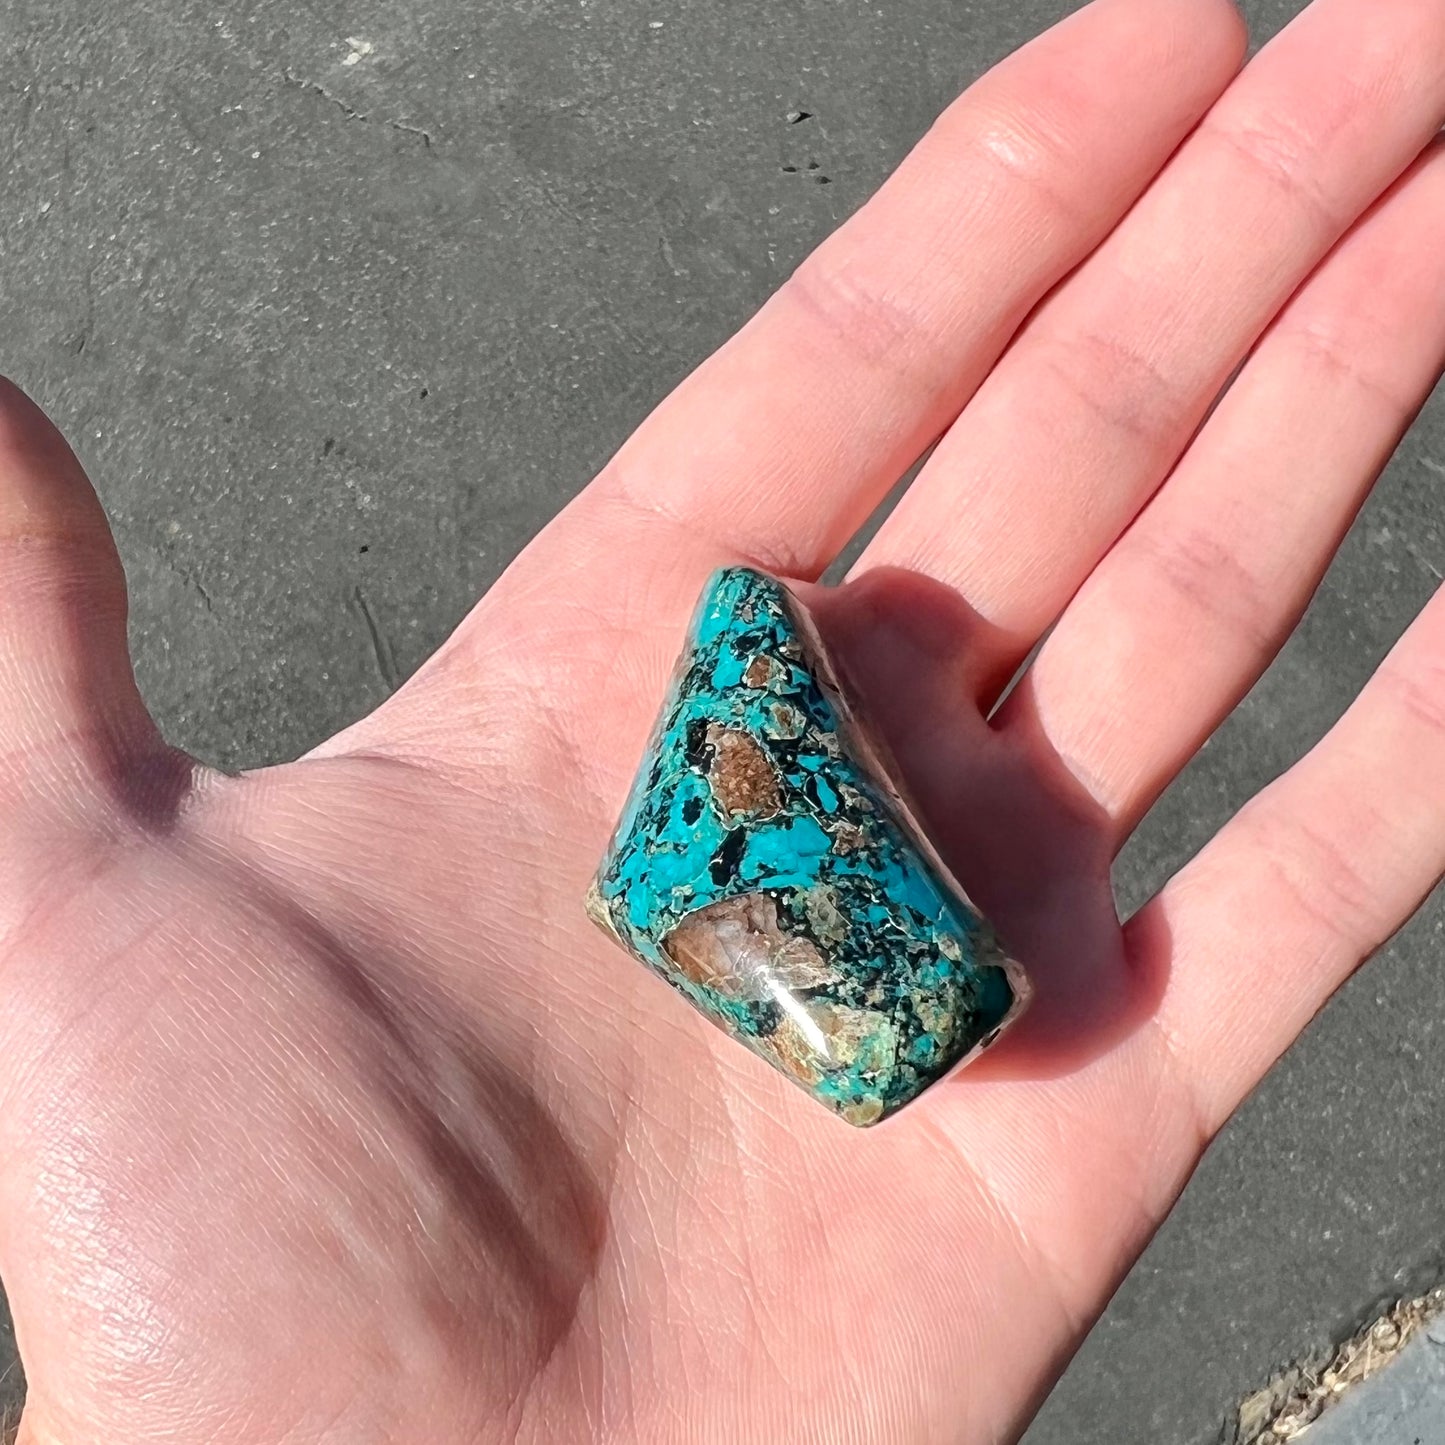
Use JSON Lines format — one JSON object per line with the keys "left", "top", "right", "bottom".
{"left": 703, "top": 723, "right": 782, "bottom": 817}
{"left": 662, "top": 893, "right": 840, "bottom": 1002}
{"left": 742, "top": 653, "right": 776, "bottom": 690}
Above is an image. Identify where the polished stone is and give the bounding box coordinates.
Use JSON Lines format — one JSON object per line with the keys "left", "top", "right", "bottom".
{"left": 588, "top": 566, "right": 1028, "bottom": 1125}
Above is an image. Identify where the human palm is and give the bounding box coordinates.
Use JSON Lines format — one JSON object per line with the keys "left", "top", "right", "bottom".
{"left": 6, "top": 0, "right": 1445, "bottom": 1441}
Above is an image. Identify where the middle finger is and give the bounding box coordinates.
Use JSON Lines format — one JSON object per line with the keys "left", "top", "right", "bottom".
{"left": 856, "top": 0, "right": 1445, "bottom": 700}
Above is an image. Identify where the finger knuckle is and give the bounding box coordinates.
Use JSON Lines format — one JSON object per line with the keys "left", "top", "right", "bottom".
{"left": 1129, "top": 522, "right": 1280, "bottom": 655}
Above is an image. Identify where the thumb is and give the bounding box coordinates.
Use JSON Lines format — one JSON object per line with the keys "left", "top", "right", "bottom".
{"left": 0, "top": 378, "right": 174, "bottom": 814}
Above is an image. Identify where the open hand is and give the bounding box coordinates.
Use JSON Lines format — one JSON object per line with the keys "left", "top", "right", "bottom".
{"left": 3, "top": 0, "right": 1445, "bottom": 1440}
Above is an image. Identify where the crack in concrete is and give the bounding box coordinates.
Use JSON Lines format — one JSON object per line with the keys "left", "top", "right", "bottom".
{"left": 388, "top": 120, "right": 433, "bottom": 147}
{"left": 350, "top": 585, "right": 398, "bottom": 691}
{"left": 281, "top": 69, "right": 365, "bottom": 122}
{"left": 68, "top": 261, "right": 97, "bottom": 357}
{"left": 145, "top": 541, "right": 214, "bottom": 613}
{"left": 280, "top": 69, "right": 433, "bottom": 146}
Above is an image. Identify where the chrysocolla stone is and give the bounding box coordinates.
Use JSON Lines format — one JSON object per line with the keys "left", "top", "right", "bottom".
{"left": 587, "top": 566, "right": 1029, "bottom": 1126}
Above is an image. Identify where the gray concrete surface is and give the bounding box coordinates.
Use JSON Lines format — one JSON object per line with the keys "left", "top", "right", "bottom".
{"left": 0, "top": 0, "right": 1442, "bottom": 1439}
{"left": 1307, "top": 1322, "right": 1445, "bottom": 1445}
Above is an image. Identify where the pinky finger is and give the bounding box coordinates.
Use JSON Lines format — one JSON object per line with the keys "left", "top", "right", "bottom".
{"left": 1134, "top": 581, "right": 1445, "bottom": 1139}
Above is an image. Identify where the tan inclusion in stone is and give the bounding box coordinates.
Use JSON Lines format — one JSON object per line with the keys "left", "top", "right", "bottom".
{"left": 753, "top": 1000, "right": 899, "bottom": 1099}
{"left": 662, "top": 891, "right": 903, "bottom": 1101}
{"left": 703, "top": 724, "right": 782, "bottom": 817}
{"left": 662, "top": 893, "right": 840, "bottom": 1000}
{"left": 742, "top": 653, "right": 781, "bottom": 690}
{"left": 584, "top": 878, "right": 622, "bottom": 944}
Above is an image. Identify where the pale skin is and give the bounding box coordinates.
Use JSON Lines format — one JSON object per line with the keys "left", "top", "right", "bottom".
{"left": 3, "top": 0, "right": 1445, "bottom": 1438}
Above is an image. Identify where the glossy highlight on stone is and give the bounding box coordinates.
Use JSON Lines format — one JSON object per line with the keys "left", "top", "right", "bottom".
{"left": 587, "top": 566, "right": 1029, "bottom": 1126}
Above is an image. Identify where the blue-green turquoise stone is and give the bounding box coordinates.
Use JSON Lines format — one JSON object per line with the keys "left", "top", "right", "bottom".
{"left": 588, "top": 566, "right": 1027, "bottom": 1126}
